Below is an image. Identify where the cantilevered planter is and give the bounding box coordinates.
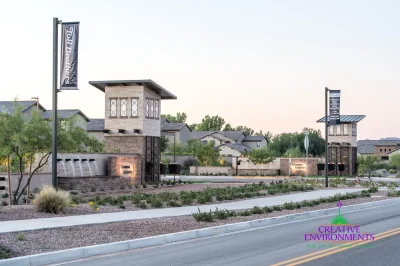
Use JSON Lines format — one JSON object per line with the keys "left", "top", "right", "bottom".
{"left": 160, "top": 163, "right": 166, "bottom": 175}
{"left": 317, "top": 163, "right": 325, "bottom": 171}
{"left": 328, "top": 163, "right": 335, "bottom": 171}
{"left": 338, "top": 163, "right": 345, "bottom": 172}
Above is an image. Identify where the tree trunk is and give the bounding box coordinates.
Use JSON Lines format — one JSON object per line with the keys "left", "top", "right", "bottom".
{"left": 7, "top": 154, "right": 11, "bottom": 206}
{"left": 26, "top": 153, "right": 33, "bottom": 205}
{"left": 13, "top": 153, "right": 24, "bottom": 205}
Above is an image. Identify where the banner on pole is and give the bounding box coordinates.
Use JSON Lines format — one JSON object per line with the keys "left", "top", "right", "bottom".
{"left": 60, "top": 22, "right": 79, "bottom": 90}
{"left": 329, "top": 90, "right": 341, "bottom": 125}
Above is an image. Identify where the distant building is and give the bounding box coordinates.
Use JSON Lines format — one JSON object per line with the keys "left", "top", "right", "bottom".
{"left": 160, "top": 118, "right": 192, "bottom": 144}
{"left": 357, "top": 139, "right": 400, "bottom": 160}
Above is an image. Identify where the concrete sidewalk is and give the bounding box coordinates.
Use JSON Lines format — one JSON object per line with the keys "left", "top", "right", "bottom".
{"left": 0, "top": 188, "right": 363, "bottom": 234}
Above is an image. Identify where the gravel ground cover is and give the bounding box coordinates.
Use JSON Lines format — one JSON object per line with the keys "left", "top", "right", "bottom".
{"left": 0, "top": 191, "right": 388, "bottom": 259}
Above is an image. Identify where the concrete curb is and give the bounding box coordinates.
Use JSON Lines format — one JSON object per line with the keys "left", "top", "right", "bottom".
{"left": 2, "top": 197, "right": 400, "bottom": 266}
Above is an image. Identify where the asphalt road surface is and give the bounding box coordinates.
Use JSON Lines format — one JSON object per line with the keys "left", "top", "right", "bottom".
{"left": 57, "top": 203, "right": 400, "bottom": 266}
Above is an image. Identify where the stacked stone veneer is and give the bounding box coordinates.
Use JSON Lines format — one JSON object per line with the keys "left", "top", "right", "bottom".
{"left": 58, "top": 176, "right": 131, "bottom": 191}
{"left": 280, "top": 158, "right": 320, "bottom": 176}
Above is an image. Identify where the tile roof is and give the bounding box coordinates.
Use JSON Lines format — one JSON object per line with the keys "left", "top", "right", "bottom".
{"left": 190, "top": 131, "right": 215, "bottom": 139}
{"left": 317, "top": 115, "right": 366, "bottom": 123}
{"left": 218, "top": 143, "right": 252, "bottom": 153}
{"left": 220, "top": 131, "right": 245, "bottom": 141}
{"left": 161, "top": 123, "right": 191, "bottom": 132}
{"left": 189, "top": 131, "right": 245, "bottom": 141}
{"left": 243, "top": 135, "right": 266, "bottom": 142}
{"left": 375, "top": 140, "right": 400, "bottom": 146}
{"left": 0, "top": 101, "right": 45, "bottom": 114}
{"left": 42, "top": 109, "right": 90, "bottom": 121}
{"left": 357, "top": 144, "right": 376, "bottom": 155}
{"left": 86, "top": 119, "right": 105, "bottom": 131}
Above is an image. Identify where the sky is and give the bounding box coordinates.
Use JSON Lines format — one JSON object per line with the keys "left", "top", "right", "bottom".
{"left": 0, "top": 0, "right": 399, "bottom": 140}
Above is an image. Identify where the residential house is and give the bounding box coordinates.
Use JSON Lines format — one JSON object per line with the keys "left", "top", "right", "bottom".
{"left": 189, "top": 131, "right": 267, "bottom": 157}
{"left": 160, "top": 118, "right": 192, "bottom": 144}
{"left": 86, "top": 119, "right": 105, "bottom": 141}
{"left": 0, "top": 100, "right": 46, "bottom": 120}
{"left": 42, "top": 109, "right": 90, "bottom": 129}
{"left": 357, "top": 139, "right": 400, "bottom": 160}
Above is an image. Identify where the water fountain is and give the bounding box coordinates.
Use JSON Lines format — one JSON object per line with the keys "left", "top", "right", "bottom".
{"left": 73, "top": 159, "right": 83, "bottom": 177}
{"left": 81, "top": 159, "right": 93, "bottom": 176}
{"left": 57, "top": 159, "right": 67, "bottom": 176}
{"left": 89, "top": 159, "right": 99, "bottom": 176}
{"left": 64, "top": 159, "right": 75, "bottom": 177}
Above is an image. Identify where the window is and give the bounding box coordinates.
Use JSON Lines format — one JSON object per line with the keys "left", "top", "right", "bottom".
{"left": 385, "top": 149, "right": 387, "bottom": 152}
{"left": 131, "top": 98, "right": 138, "bottom": 117}
{"left": 336, "top": 125, "right": 341, "bottom": 135}
{"left": 110, "top": 98, "right": 117, "bottom": 117}
{"left": 154, "top": 100, "right": 159, "bottom": 119}
{"left": 201, "top": 140, "right": 207, "bottom": 144}
{"left": 380, "top": 149, "right": 382, "bottom": 152}
{"left": 352, "top": 124, "right": 357, "bottom": 136}
{"left": 343, "top": 124, "right": 348, "bottom": 135}
{"left": 257, "top": 142, "right": 261, "bottom": 147}
{"left": 120, "top": 98, "right": 127, "bottom": 117}
{"left": 329, "top": 125, "right": 334, "bottom": 136}
{"left": 149, "top": 99, "right": 154, "bottom": 118}
{"left": 389, "top": 149, "right": 392, "bottom": 152}
{"left": 145, "top": 99, "right": 149, "bottom": 117}
{"left": 225, "top": 141, "right": 231, "bottom": 144}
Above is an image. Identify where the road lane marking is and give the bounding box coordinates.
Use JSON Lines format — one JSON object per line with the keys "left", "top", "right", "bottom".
{"left": 287, "top": 229, "right": 400, "bottom": 265}
{"left": 271, "top": 228, "right": 400, "bottom": 266}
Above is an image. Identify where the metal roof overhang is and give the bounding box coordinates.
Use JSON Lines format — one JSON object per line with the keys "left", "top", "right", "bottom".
{"left": 88, "top": 79, "right": 177, "bottom": 100}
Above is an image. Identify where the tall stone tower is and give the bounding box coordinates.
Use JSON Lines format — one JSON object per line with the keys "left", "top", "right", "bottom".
{"left": 89, "top": 80, "right": 177, "bottom": 184}
{"left": 317, "top": 115, "right": 365, "bottom": 176}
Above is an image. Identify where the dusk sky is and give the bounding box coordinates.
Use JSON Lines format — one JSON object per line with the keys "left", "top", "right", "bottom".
{"left": 1, "top": 0, "right": 399, "bottom": 140}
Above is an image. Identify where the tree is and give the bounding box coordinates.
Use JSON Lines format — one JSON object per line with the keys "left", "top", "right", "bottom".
{"left": 284, "top": 146, "right": 303, "bottom": 158}
{"left": 187, "top": 139, "right": 219, "bottom": 166}
{"left": 196, "top": 115, "right": 225, "bottom": 131}
{"left": 255, "top": 130, "right": 273, "bottom": 143}
{"left": 390, "top": 153, "right": 400, "bottom": 171}
{"left": 234, "top": 126, "right": 254, "bottom": 136}
{"left": 0, "top": 102, "right": 105, "bottom": 204}
{"left": 189, "top": 123, "right": 198, "bottom": 131}
{"left": 160, "top": 136, "right": 169, "bottom": 153}
{"left": 161, "top": 112, "right": 187, "bottom": 123}
{"left": 222, "top": 123, "right": 234, "bottom": 131}
{"left": 358, "top": 155, "right": 379, "bottom": 178}
{"left": 248, "top": 148, "right": 275, "bottom": 176}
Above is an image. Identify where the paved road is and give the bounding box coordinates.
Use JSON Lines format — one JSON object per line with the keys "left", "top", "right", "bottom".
{"left": 58, "top": 202, "right": 400, "bottom": 266}
{"left": 0, "top": 189, "right": 362, "bottom": 233}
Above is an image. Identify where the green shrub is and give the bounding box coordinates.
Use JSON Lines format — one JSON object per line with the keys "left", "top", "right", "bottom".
{"left": 119, "top": 203, "right": 125, "bottom": 209}
{"left": 192, "top": 208, "right": 214, "bottom": 222}
{"left": 367, "top": 187, "right": 378, "bottom": 193}
{"left": 272, "top": 205, "right": 283, "bottom": 211}
{"left": 142, "top": 184, "right": 147, "bottom": 188}
{"left": 1, "top": 193, "right": 8, "bottom": 199}
{"left": 238, "top": 210, "right": 252, "bottom": 216}
{"left": 251, "top": 206, "right": 264, "bottom": 214}
{"left": 167, "top": 200, "right": 181, "bottom": 207}
{"left": 0, "top": 245, "right": 13, "bottom": 259}
{"left": 181, "top": 197, "right": 193, "bottom": 205}
{"left": 282, "top": 202, "right": 296, "bottom": 210}
{"left": 34, "top": 185, "right": 71, "bottom": 214}
{"left": 263, "top": 206, "right": 272, "bottom": 213}
{"left": 90, "top": 187, "right": 96, "bottom": 192}
{"left": 16, "top": 233, "right": 25, "bottom": 241}
{"left": 137, "top": 202, "right": 147, "bottom": 209}
{"left": 213, "top": 208, "right": 230, "bottom": 219}
{"left": 150, "top": 199, "right": 163, "bottom": 208}
{"left": 295, "top": 202, "right": 301, "bottom": 209}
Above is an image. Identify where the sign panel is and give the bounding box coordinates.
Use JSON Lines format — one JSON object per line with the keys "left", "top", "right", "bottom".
{"left": 60, "top": 22, "right": 80, "bottom": 90}
{"left": 329, "top": 90, "right": 341, "bottom": 125}
{"left": 290, "top": 162, "right": 307, "bottom": 175}
{"left": 304, "top": 132, "right": 309, "bottom": 150}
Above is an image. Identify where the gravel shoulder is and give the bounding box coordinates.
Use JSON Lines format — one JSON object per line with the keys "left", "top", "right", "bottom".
{"left": 0, "top": 192, "right": 389, "bottom": 259}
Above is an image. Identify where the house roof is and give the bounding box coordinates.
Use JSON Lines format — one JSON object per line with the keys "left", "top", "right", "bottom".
{"left": 161, "top": 123, "right": 192, "bottom": 132}
{"left": 161, "top": 118, "right": 170, "bottom": 124}
{"left": 88, "top": 80, "right": 177, "bottom": 100}
{"left": 243, "top": 135, "right": 266, "bottom": 142}
{"left": 189, "top": 131, "right": 245, "bottom": 141}
{"left": 0, "top": 101, "right": 46, "bottom": 114}
{"left": 42, "top": 109, "right": 90, "bottom": 122}
{"left": 357, "top": 144, "right": 376, "bottom": 155}
{"left": 218, "top": 143, "right": 252, "bottom": 153}
{"left": 86, "top": 119, "right": 105, "bottom": 132}
{"left": 389, "top": 148, "right": 400, "bottom": 154}
{"left": 375, "top": 140, "right": 400, "bottom": 146}
{"left": 317, "top": 115, "right": 366, "bottom": 123}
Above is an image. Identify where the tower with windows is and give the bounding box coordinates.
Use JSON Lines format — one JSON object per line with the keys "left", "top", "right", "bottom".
{"left": 89, "top": 80, "right": 176, "bottom": 184}
{"left": 317, "top": 115, "right": 365, "bottom": 176}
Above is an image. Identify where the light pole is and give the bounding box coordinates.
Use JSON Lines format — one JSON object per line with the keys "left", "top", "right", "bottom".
{"left": 325, "top": 87, "right": 329, "bottom": 188}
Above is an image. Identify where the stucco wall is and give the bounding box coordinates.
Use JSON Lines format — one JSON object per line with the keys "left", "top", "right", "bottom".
{"left": 219, "top": 146, "right": 242, "bottom": 157}
{"left": 0, "top": 172, "right": 52, "bottom": 197}
{"left": 179, "top": 126, "right": 192, "bottom": 144}
{"left": 242, "top": 138, "right": 267, "bottom": 149}
{"left": 88, "top": 131, "right": 105, "bottom": 142}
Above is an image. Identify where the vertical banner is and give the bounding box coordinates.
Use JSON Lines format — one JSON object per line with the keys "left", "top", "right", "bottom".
{"left": 329, "top": 90, "right": 341, "bottom": 125}
{"left": 60, "top": 22, "right": 79, "bottom": 90}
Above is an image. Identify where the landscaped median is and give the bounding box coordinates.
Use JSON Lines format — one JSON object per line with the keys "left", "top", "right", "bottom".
{"left": 0, "top": 186, "right": 392, "bottom": 262}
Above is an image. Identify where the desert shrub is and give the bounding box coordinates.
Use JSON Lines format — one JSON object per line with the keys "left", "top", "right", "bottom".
{"left": 272, "top": 205, "right": 283, "bottom": 211}
{"left": 167, "top": 200, "right": 181, "bottom": 207}
{"left": 360, "top": 191, "right": 371, "bottom": 197}
{"left": 137, "top": 202, "right": 147, "bottom": 209}
{"left": 389, "top": 169, "right": 396, "bottom": 174}
{"left": 263, "top": 206, "right": 272, "bottom": 213}
{"left": 1, "top": 201, "right": 8, "bottom": 206}
{"left": 150, "top": 198, "right": 163, "bottom": 208}
{"left": 192, "top": 208, "right": 214, "bottom": 222}
{"left": 367, "top": 187, "right": 378, "bottom": 193}
{"left": 119, "top": 203, "right": 125, "bottom": 209}
{"left": 90, "top": 187, "right": 96, "bottom": 192}
{"left": 0, "top": 245, "right": 13, "bottom": 259}
{"left": 282, "top": 202, "right": 296, "bottom": 210}
{"left": 16, "top": 233, "right": 25, "bottom": 241}
{"left": 1, "top": 193, "right": 8, "bottom": 199}
{"left": 34, "top": 186, "right": 71, "bottom": 214}
{"left": 238, "top": 210, "right": 252, "bottom": 216}
{"left": 251, "top": 206, "right": 264, "bottom": 214}
{"left": 213, "top": 208, "right": 230, "bottom": 219}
